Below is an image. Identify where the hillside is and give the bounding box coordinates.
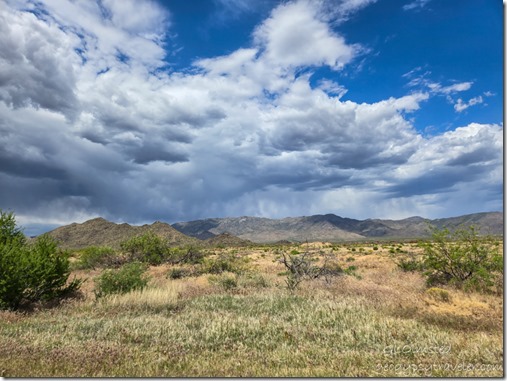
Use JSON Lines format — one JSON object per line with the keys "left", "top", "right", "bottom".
{"left": 172, "top": 212, "right": 503, "bottom": 243}
{"left": 203, "top": 233, "right": 253, "bottom": 247}
{"left": 47, "top": 218, "right": 199, "bottom": 250}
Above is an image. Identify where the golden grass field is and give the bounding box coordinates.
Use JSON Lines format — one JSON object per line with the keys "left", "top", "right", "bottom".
{"left": 0, "top": 241, "right": 503, "bottom": 377}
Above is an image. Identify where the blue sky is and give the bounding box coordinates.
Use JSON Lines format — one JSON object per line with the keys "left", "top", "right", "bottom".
{"left": 0, "top": 0, "right": 503, "bottom": 235}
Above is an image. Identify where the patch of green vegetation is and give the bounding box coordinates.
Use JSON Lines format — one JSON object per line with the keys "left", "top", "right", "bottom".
{"left": 74, "top": 246, "right": 119, "bottom": 269}
{"left": 94, "top": 262, "right": 149, "bottom": 298}
{"left": 0, "top": 210, "right": 81, "bottom": 310}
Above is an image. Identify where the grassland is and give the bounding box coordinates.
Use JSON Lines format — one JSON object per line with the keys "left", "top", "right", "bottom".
{"left": 0, "top": 241, "right": 503, "bottom": 377}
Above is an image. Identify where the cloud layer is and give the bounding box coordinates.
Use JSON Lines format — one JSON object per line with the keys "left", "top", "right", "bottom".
{"left": 0, "top": 0, "right": 502, "bottom": 233}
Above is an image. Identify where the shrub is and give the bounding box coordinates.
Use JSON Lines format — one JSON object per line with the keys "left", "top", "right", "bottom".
{"left": 120, "top": 232, "right": 169, "bottom": 265}
{"left": 167, "top": 267, "right": 190, "bottom": 279}
{"left": 208, "top": 274, "right": 238, "bottom": 290}
{"left": 170, "top": 246, "right": 205, "bottom": 265}
{"left": 200, "top": 253, "right": 249, "bottom": 275}
{"left": 94, "top": 262, "right": 149, "bottom": 299}
{"left": 239, "top": 273, "right": 269, "bottom": 288}
{"left": 420, "top": 225, "right": 503, "bottom": 292}
{"left": 75, "top": 246, "right": 119, "bottom": 269}
{"left": 425, "top": 287, "right": 451, "bottom": 303}
{"left": 279, "top": 251, "right": 342, "bottom": 291}
{"left": 0, "top": 210, "right": 81, "bottom": 310}
{"left": 396, "top": 254, "right": 425, "bottom": 272}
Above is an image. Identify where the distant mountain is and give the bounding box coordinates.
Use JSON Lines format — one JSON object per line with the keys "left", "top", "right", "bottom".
{"left": 203, "top": 233, "right": 253, "bottom": 247}
{"left": 47, "top": 217, "right": 199, "bottom": 250}
{"left": 172, "top": 212, "right": 503, "bottom": 243}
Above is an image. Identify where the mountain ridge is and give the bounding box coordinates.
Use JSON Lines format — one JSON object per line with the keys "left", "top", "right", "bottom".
{"left": 44, "top": 211, "right": 503, "bottom": 248}
{"left": 172, "top": 211, "right": 503, "bottom": 243}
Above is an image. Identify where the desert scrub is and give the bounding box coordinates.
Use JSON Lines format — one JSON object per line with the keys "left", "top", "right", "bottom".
{"left": 167, "top": 267, "right": 191, "bottom": 279}
{"left": 0, "top": 210, "right": 81, "bottom": 310}
{"left": 420, "top": 226, "right": 503, "bottom": 292}
{"left": 208, "top": 273, "right": 238, "bottom": 291}
{"left": 120, "top": 232, "right": 169, "bottom": 265}
{"left": 74, "top": 246, "right": 120, "bottom": 269}
{"left": 396, "top": 253, "right": 425, "bottom": 272}
{"left": 425, "top": 287, "right": 451, "bottom": 303}
{"left": 200, "top": 253, "right": 249, "bottom": 275}
{"left": 94, "top": 262, "right": 149, "bottom": 298}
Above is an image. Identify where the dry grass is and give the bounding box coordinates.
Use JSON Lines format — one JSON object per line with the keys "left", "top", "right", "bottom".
{"left": 0, "top": 241, "right": 503, "bottom": 377}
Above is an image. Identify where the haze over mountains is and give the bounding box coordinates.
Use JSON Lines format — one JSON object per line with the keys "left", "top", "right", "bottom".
{"left": 46, "top": 212, "right": 503, "bottom": 249}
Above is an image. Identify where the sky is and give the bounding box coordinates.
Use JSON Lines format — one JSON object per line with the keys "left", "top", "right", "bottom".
{"left": 0, "top": 0, "right": 503, "bottom": 236}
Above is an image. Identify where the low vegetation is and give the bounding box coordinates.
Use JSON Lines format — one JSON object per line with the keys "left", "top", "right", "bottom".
{"left": 0, "top": 210, "right": 503, "bottom": 377}
{"left": 0, "top": 211, "right": 81, "bottom": 310}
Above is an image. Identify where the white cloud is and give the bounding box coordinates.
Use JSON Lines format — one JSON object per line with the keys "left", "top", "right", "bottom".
{"left": 454, "top": 96, "right": 483, "bottom": 112}
{"left": 253, "top": 0, "right": 357, "bottom": 70}
{"left": 0, "top": 0, "right": 502, "bottom": 231}
{"left": 403, "top": 0, "right": 431, "bottom": 11}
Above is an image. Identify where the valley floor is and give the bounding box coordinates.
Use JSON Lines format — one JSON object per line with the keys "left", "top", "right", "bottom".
{"left": 0, "top": 242, "right": 503, "bottom": 377}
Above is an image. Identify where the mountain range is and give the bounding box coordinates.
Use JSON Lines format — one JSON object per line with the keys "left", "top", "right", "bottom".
{"left": 172, "top": 212, "right": 503, "bottom": 243}
{"left": 45, "top": 211, "right": 503, "bottom": 249}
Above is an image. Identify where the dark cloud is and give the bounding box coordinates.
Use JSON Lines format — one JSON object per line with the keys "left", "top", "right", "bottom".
{"left": 0, "top": 1, "right": 502, "bottom": 235}
{"left": 0, "top": 10, "right": 79, "bottom": 118}
{"left": 384, "top": 165, "right": 487, "bottom": 198}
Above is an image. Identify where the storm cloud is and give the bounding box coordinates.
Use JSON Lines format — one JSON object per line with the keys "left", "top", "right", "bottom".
{"left": 0, "top": 0, "right": 502, "bottom": 234}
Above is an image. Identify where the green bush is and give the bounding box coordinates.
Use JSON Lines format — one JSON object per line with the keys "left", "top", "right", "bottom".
{"left": 420, "top": 226, "right": 503, "bottom": 292}
{"left": 170, "top": 246, "right": 205, "bottom": 265}
{"left": 75, "top": 246, "right": 119, "bottom": 269}
{"left": 120, "top": 232, "right": 169, "bottom": 265}
{"left": 0, "top": 211, "right": 81, "bottom": 310}
{"left": 200, "top": 253, "right": 249, "bottom": 275}
{"left": 94, "top": 262, "right": 149, "bottom": 298}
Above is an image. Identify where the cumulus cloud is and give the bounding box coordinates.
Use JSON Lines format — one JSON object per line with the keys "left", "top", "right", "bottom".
{"left": 0, "top": 0, "right": 502, "bottom": 233}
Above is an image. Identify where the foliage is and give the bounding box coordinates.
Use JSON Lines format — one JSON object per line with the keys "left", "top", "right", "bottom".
{"left": 75, "top": 246, "right": 120, "bottom": 269}
{"left": 396, "top": 253, "right": 425, "bottom": 272}
{"left": 420, "top": 225, "right": 503, "bottom": 292}
{"left": 94, "top": 262, "right": 149, "bottom": 299}
{"left": 120, "top": 232, "right": 169, "bottom": 265}
{"left": 200, "top": 253, "right": 249, "bottom": 275}
{"left": 208, "top": 274, "right": 238, "bottom": 290}
{"left": 279, "top": 250, "right": 342, "bottom": 291}
{"left": 167, "top": 267, "right": 191, "bottom": 279}
{"left": 0, "top": 211, "right": 81, "bottom": 310}
{"left": 170, "top": 246, "right": 205, "bottom": 265}
{"left": 425, "top": 287, "right": 451, "bottom": 303}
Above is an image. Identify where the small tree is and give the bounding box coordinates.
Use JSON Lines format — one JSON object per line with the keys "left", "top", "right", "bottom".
{"left": 420, "top": 225, "right": 502, "bottom": 292}
{"left": 120, "top": 232, "right": 169, "bottom": 265}
{"left": 0, "top": 210, "right": 81, "bottom": 310}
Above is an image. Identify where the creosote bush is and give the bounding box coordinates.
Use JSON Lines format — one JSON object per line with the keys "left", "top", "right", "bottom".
{"left": 120, "top": 232, "right": 169, "bottom": 265}
{"left": 200, "top": 253, "right": 249, "bottom": 275}
{"left": 0, "top": 210, "right": 81, "bottom": 310}
{"left": 94, "top": 262, "right": 149, "bottom": 299}
{"left": 75, "top": 246, "right": 120, "bottom": 269}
